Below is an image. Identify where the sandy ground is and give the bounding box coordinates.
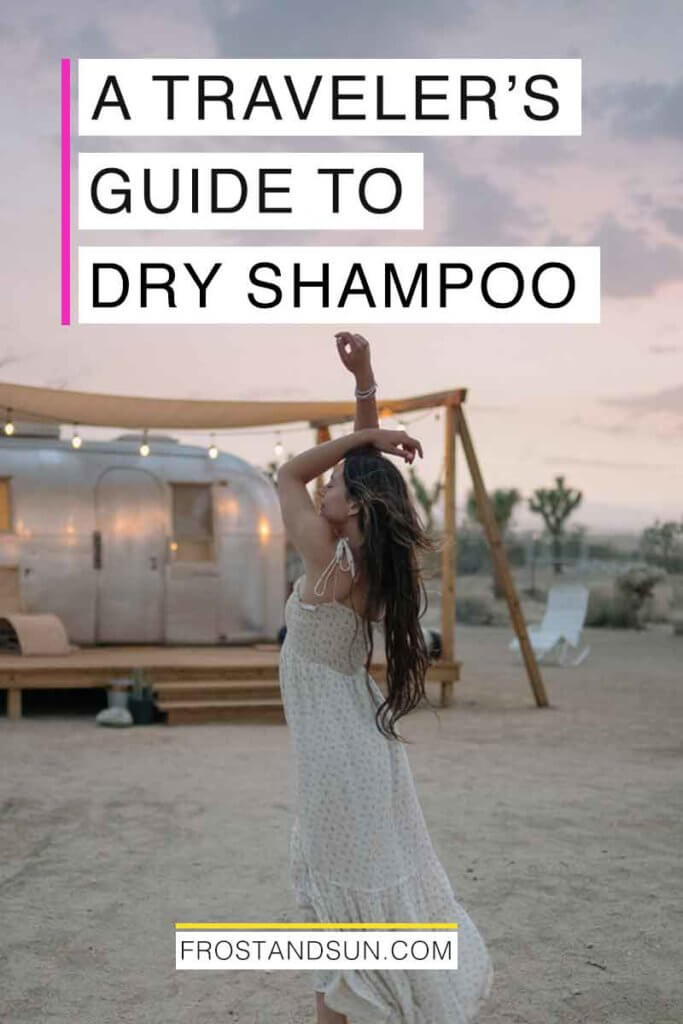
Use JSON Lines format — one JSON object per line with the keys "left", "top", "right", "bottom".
{"left": 1, "top": 622, "right": 682, "bottom": 1024}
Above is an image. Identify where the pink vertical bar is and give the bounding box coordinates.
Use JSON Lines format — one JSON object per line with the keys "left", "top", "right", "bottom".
{"left": 61, "top": 58, "right": 71, "bottom": 325}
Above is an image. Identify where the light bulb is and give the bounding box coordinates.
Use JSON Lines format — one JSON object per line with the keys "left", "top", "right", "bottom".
{"left": 274, "top": 440, "right": 284, "bottom": 457}
{"left": 140, "top": 442, "right": 150, "bottom": 457}
{"left": 71, "top": 433, "right": 82, "bottom": 449}
{"left": 4, "top": 421, "right": 15, "bottom": 436}
{"left": 208, "top": 444, "right": 218, "bottom": 459}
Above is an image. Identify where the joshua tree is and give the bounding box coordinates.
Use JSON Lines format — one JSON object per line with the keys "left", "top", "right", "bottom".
{"left": 467, "top": 488, "right": 522, "bottom": 535}
{"left": 407, "top": 465, "right": 444, "bottom": 536}
{"left": 529, "top": 476, "right": 583, "bottom": 575}
{"left": 466, "top": 488, "right": 522, "bottom": 597}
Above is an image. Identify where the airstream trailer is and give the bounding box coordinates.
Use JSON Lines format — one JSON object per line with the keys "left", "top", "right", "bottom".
{"left": 0, "top": 421, "right": 286, "bottom": 644}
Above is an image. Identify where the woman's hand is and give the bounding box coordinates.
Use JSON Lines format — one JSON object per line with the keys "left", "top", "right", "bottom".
{"left": 334, "top": 331, "right": 373, "bottom": 381}
{"left": 366, "top": 428, "right": 423, "bottom": 464}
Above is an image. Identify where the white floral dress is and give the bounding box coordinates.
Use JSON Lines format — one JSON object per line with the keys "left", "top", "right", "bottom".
{"left": 279, "top": 537, "right": 494, "bottom": 1023}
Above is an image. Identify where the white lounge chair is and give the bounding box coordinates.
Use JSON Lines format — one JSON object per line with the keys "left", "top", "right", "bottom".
{"left": 509, "top": 583, "right": 591, "bottom": 667}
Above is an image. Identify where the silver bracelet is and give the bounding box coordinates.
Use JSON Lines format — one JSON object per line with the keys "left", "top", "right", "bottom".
{"left": 355, "top": 381, "right": 377, "bottom": 399}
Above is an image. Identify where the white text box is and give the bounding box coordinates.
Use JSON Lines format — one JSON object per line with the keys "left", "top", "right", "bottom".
{"left": 78, "top": 59, "right": 581, "bottom": 136}
{"left": 78, "top": 245, "right": 600, "bottom": 324}
{"left": 78, "top": 152, "right": 423, "bottom": 230}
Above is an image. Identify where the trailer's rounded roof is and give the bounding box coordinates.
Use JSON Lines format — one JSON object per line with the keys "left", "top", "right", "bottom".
{"left": 0, "top": 430, "right": 274, "bottom": 478}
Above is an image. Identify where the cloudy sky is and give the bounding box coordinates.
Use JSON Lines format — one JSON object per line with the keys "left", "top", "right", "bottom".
{"left": 1, "top": 0, "right": 682, "bottom": 531}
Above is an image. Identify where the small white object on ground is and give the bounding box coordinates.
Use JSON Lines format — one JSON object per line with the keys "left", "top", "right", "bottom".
{"left": 95, "top": 706, "right": 134, "bottom": 727}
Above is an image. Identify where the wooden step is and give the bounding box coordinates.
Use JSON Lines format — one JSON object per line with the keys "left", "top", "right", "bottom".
{"left": 144, "top": 664, "right": 280, "bottom": 683}
{"left": 153, "top": 680, "right": 282, "bottom": 702}
{"left": 157, "top": 698, "right": 286, "bottom": 726}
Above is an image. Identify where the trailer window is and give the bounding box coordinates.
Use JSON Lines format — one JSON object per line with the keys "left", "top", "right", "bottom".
{"left": 171, "top": 483, "right": 214, "bottom": 561}
{"left": 0, "top": 479, "right": 11, "bottom": 532}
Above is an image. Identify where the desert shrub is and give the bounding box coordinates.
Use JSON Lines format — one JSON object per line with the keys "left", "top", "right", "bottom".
{"left": 456, "top": 595, "right": 495, "bottom": 625}
{"left": 651, "top": 573, "right": 683, "bottom": 626}
{"left": 642, "top": 583, "right": 673, "bottom": 623}
{"left": 586, "top": 565, "right": 668, "bottom": 629}
{"left": 616, "top": 565, "right": 667, "bottom": 626}
{"left": 585, "top": 586, "right": 638, "bottom": 628}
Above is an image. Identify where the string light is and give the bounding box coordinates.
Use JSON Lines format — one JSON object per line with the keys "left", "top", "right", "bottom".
{"left": 208, "top": 433, "right": 219, "bottom": 459}
{"left": 0, "top": 401, "right": 440, "bottom": 452}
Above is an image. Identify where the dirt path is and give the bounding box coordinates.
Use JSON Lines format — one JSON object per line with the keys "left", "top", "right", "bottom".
{"left": 1, "top": 624, "right": 681, "bottom": 1023}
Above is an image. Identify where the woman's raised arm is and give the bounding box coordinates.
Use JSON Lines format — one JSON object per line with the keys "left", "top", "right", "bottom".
{"left": 334, "top": 331, "right": 379, "bottom": 431}
{"left": 277, "top": 427, "right": 376, "bottom": 567}
{"left": 276, "top": 427, "right": 422, "bottom": 567}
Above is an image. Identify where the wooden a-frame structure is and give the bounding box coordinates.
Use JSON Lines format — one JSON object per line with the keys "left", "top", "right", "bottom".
{"left": 0, "top": 378, "right": 548, "bottom": 708}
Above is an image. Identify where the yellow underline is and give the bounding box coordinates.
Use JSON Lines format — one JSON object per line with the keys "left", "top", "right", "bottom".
{"left": 175, "top": 922, "right": 458, "bottom": 930}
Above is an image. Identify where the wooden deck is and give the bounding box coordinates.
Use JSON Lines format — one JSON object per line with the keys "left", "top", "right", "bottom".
{"left": 0, "top": 645, "right": 460, "bottom": 722}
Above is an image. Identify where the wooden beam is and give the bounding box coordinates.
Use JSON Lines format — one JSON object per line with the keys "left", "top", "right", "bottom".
{"left": 454, "top": 406, "right": 549, "bottom": 708}
{"left": 440, "top": 402, "right": 457, "bottom": 706}
{"left": 308, "top": 388, "right": 468, "bottom": 430}
{"left": 7, "top": 688, "right": 21, "bottom": 720}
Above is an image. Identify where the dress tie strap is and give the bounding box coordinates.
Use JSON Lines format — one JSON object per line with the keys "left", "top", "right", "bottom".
{"left": 313, "top": 536, "right": 356, "bottom": 598}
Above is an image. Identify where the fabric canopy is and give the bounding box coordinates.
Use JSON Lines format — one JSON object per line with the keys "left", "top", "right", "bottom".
{"left": 0, "top": 379, "right": 466, "bottom": 430}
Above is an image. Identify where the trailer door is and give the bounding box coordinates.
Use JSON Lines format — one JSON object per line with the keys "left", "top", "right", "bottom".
{"left": 95, "top": 468, "right": 166, "bottom": 643}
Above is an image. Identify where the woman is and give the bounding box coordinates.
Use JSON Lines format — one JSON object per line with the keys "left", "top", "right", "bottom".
{"left": 277, "top": 333, "right": 494, "bottom": 1023}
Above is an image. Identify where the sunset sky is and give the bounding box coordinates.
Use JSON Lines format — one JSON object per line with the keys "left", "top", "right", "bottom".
{"left": 1, "top": 0, "right": 682, "bottom": 531}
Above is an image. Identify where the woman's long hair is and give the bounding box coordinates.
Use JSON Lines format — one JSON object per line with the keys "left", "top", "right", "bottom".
{"left": 342, "top": 444, "right": 440, "bottom": 743}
